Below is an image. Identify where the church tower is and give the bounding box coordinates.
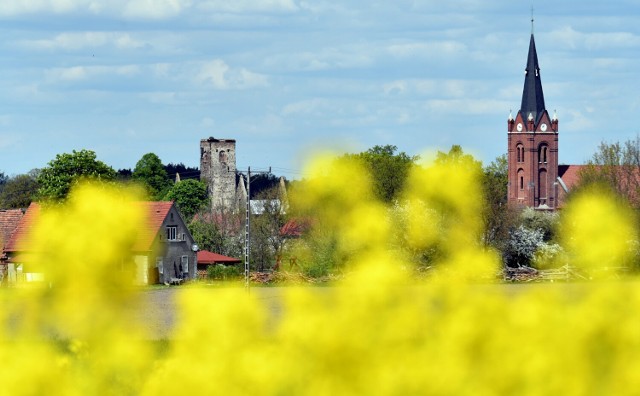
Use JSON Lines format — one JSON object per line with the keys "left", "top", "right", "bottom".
{"left": 507, "top": 31, "right": 559, "bottom": 209}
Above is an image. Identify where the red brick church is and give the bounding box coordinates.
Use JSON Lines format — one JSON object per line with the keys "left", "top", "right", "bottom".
{"left": 507, "top": 30, "right": 582, "bottom": 210}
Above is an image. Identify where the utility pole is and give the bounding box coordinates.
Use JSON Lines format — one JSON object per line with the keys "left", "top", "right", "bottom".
{"left": 237, "top": 166, "right": 271, "bottom": 290}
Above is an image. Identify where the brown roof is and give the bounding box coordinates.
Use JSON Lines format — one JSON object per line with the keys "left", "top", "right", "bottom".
{"left": 0, "top": 208, "right": 25, "bottom": 253}
{"left": 5, "top": 201, "right": 176, "bottom": 253}
{"left": 197, "top": 250, "right": 241, "bottom": 265}
{"left": 558, "top": 165, "right": 586, "bottom": 191}
{"left": 4, "top": 203, "right": 40, "bottom": 252}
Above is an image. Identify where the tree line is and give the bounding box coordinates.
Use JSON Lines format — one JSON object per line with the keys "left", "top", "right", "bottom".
{"left": 3, "top": 138, "right": 640, "bottom": 277}
{"left": 0, "top": 149, "right": 289, "bottom": 269}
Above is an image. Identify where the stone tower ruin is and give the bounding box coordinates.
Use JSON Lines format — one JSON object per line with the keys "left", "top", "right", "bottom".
{"left": 200, "top": 137, "right": 237, "bottom": 209}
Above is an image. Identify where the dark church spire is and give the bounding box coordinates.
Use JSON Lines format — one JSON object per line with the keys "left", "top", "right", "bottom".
{"left": 520, "top": 34, "right": 546, "bottom": 124}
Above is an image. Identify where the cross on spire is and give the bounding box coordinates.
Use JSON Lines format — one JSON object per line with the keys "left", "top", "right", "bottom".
{"left": 531, "top": 5, "right": 535, "bottom": 34}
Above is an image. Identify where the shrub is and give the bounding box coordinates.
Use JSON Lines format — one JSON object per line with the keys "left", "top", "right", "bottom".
{"left": 207, "top": 264, "right": 242, "bottom": 281}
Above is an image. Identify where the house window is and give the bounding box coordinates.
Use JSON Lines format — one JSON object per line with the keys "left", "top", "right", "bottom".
{"left": 166, "top": 226, "right": 177, "bottom": 241}
{"left": 181, "top": 255, "right": 189, "bottom": 274}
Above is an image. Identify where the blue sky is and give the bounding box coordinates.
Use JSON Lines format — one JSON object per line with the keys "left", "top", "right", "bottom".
{"left": 1, "top": 1, "right": 639, "bottom": 180}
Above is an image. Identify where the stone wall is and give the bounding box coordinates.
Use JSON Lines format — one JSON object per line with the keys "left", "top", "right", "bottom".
{"left": 200, "top": 137, "right": 237, "bottom": 210}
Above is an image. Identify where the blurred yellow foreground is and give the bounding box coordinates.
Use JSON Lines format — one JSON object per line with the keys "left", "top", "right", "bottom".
{"left": 1, "top": 156, "right": 638, "bottom": 395}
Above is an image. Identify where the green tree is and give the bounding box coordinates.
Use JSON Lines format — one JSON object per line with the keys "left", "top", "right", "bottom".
{"left": 435, "top": 144, "right": 482, "bottom": 169}
{"left": 343, "top": 145, "right": 417, "bottom": 202}
{"left": 37, "top": 150, "right": 116, "bottom": 201}
{"left": 482, "top": 154, "right": 517, "bottom": 249}
{"left": 0, "top": 173, "right": 39, "bottom": 208}
{"left": 250, "top": 186, "right": 289, "bottom": 271}
{"left": 573, "top": 136, "right": 640, "bottom": 207}
{"left": 189, "top": 207, "right": 244, "bottom": 258}
{"left": 164, "top": 179, "right": 208, "bottom": 220}
{"left": 132, "top": 153, "right": 172, "bottom": 200}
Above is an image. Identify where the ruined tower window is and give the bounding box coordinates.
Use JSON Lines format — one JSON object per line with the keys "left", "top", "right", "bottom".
{"left": 219, "top": 151, "right": 228, "bottom": 165}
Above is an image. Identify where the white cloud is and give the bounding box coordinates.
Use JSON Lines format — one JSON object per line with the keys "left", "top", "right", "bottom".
{"left": 0, "top": 0, "right": 77, "bottom": 15}
{"left": 564, "top": 110, "right": 596, "bottom": 131}
{"left": 196, "top": 59, "right": 268, "bottom": 90}
{"left": 386, "top": 41, "right": 467, "bottom": 58}
{"left": 547, "top": 26, "right": 640, "bottom": 51}
{"left": 57, "top": 66, "right": 87, "bottom": 81}
{"left": 424, "top": 99, "right": 510, "bottom": 115}
{"left": 22, "top": 32, "right": 145, "bottom": 51}
{"left": 281, "top": 98, "right": 329, "bottom": 116}
{"left": 197, "top": 60, "right": 229, "bottom": 89}
{"left": 122, "top": 0, "right": 189, "bottom": 19}
{"left": 264, "top": 46, "right": 373, "bottom": 72}
{"left": 197, "top": 0, "right": 298, "bottom": 13}
{"left": 46, "top": 65, "right": 141, "bottom": 82}
{"left": 0, "top": 0, "right": 191, "bottom": 19}
{"left": 383, "top": 79, "right": 489, "bottom": 99}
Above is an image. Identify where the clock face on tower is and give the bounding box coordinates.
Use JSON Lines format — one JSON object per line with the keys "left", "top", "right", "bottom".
{"left": 540, "top": 123, "right": 548, "bottom": 132}
{"left": 516, "top": 123, "right": 523, "bottom": 132}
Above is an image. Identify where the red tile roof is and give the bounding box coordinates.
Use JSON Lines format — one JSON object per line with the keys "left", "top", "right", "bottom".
{"left": 4, "top": 201, "right": 176, "bottom": 253}
{"left": 0, "top": 208, "right": 25, "bottom": 253}
{"left": 197, "top": 250, "right": 241, "bottom": 265}
{"left": 132, "top": 201, "right": 173, "bottom": 252}
{"left": 558, "top": 165, "right": 586, "bottom": 191}
{"left": 4, "top": 203, "right": 40, "bottom": 252}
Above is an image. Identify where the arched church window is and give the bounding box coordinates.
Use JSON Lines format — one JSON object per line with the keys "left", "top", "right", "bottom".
{"left": 538, "top": 144, "right": 548, "bottom": 164}
{"left": 516, "top": 144, "right": 524, "bottom": 163}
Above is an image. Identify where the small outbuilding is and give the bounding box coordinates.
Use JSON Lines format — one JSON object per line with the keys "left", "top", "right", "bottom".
{"left": 196, "top": 250, "right": 241, "bottom": 279}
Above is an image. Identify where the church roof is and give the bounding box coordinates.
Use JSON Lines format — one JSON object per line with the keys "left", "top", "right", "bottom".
{"left": 520, "top": 34, "right": 546, "bottom": 123}
{"left": 558, "top": 165, "right": 585, "bottom": 191}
